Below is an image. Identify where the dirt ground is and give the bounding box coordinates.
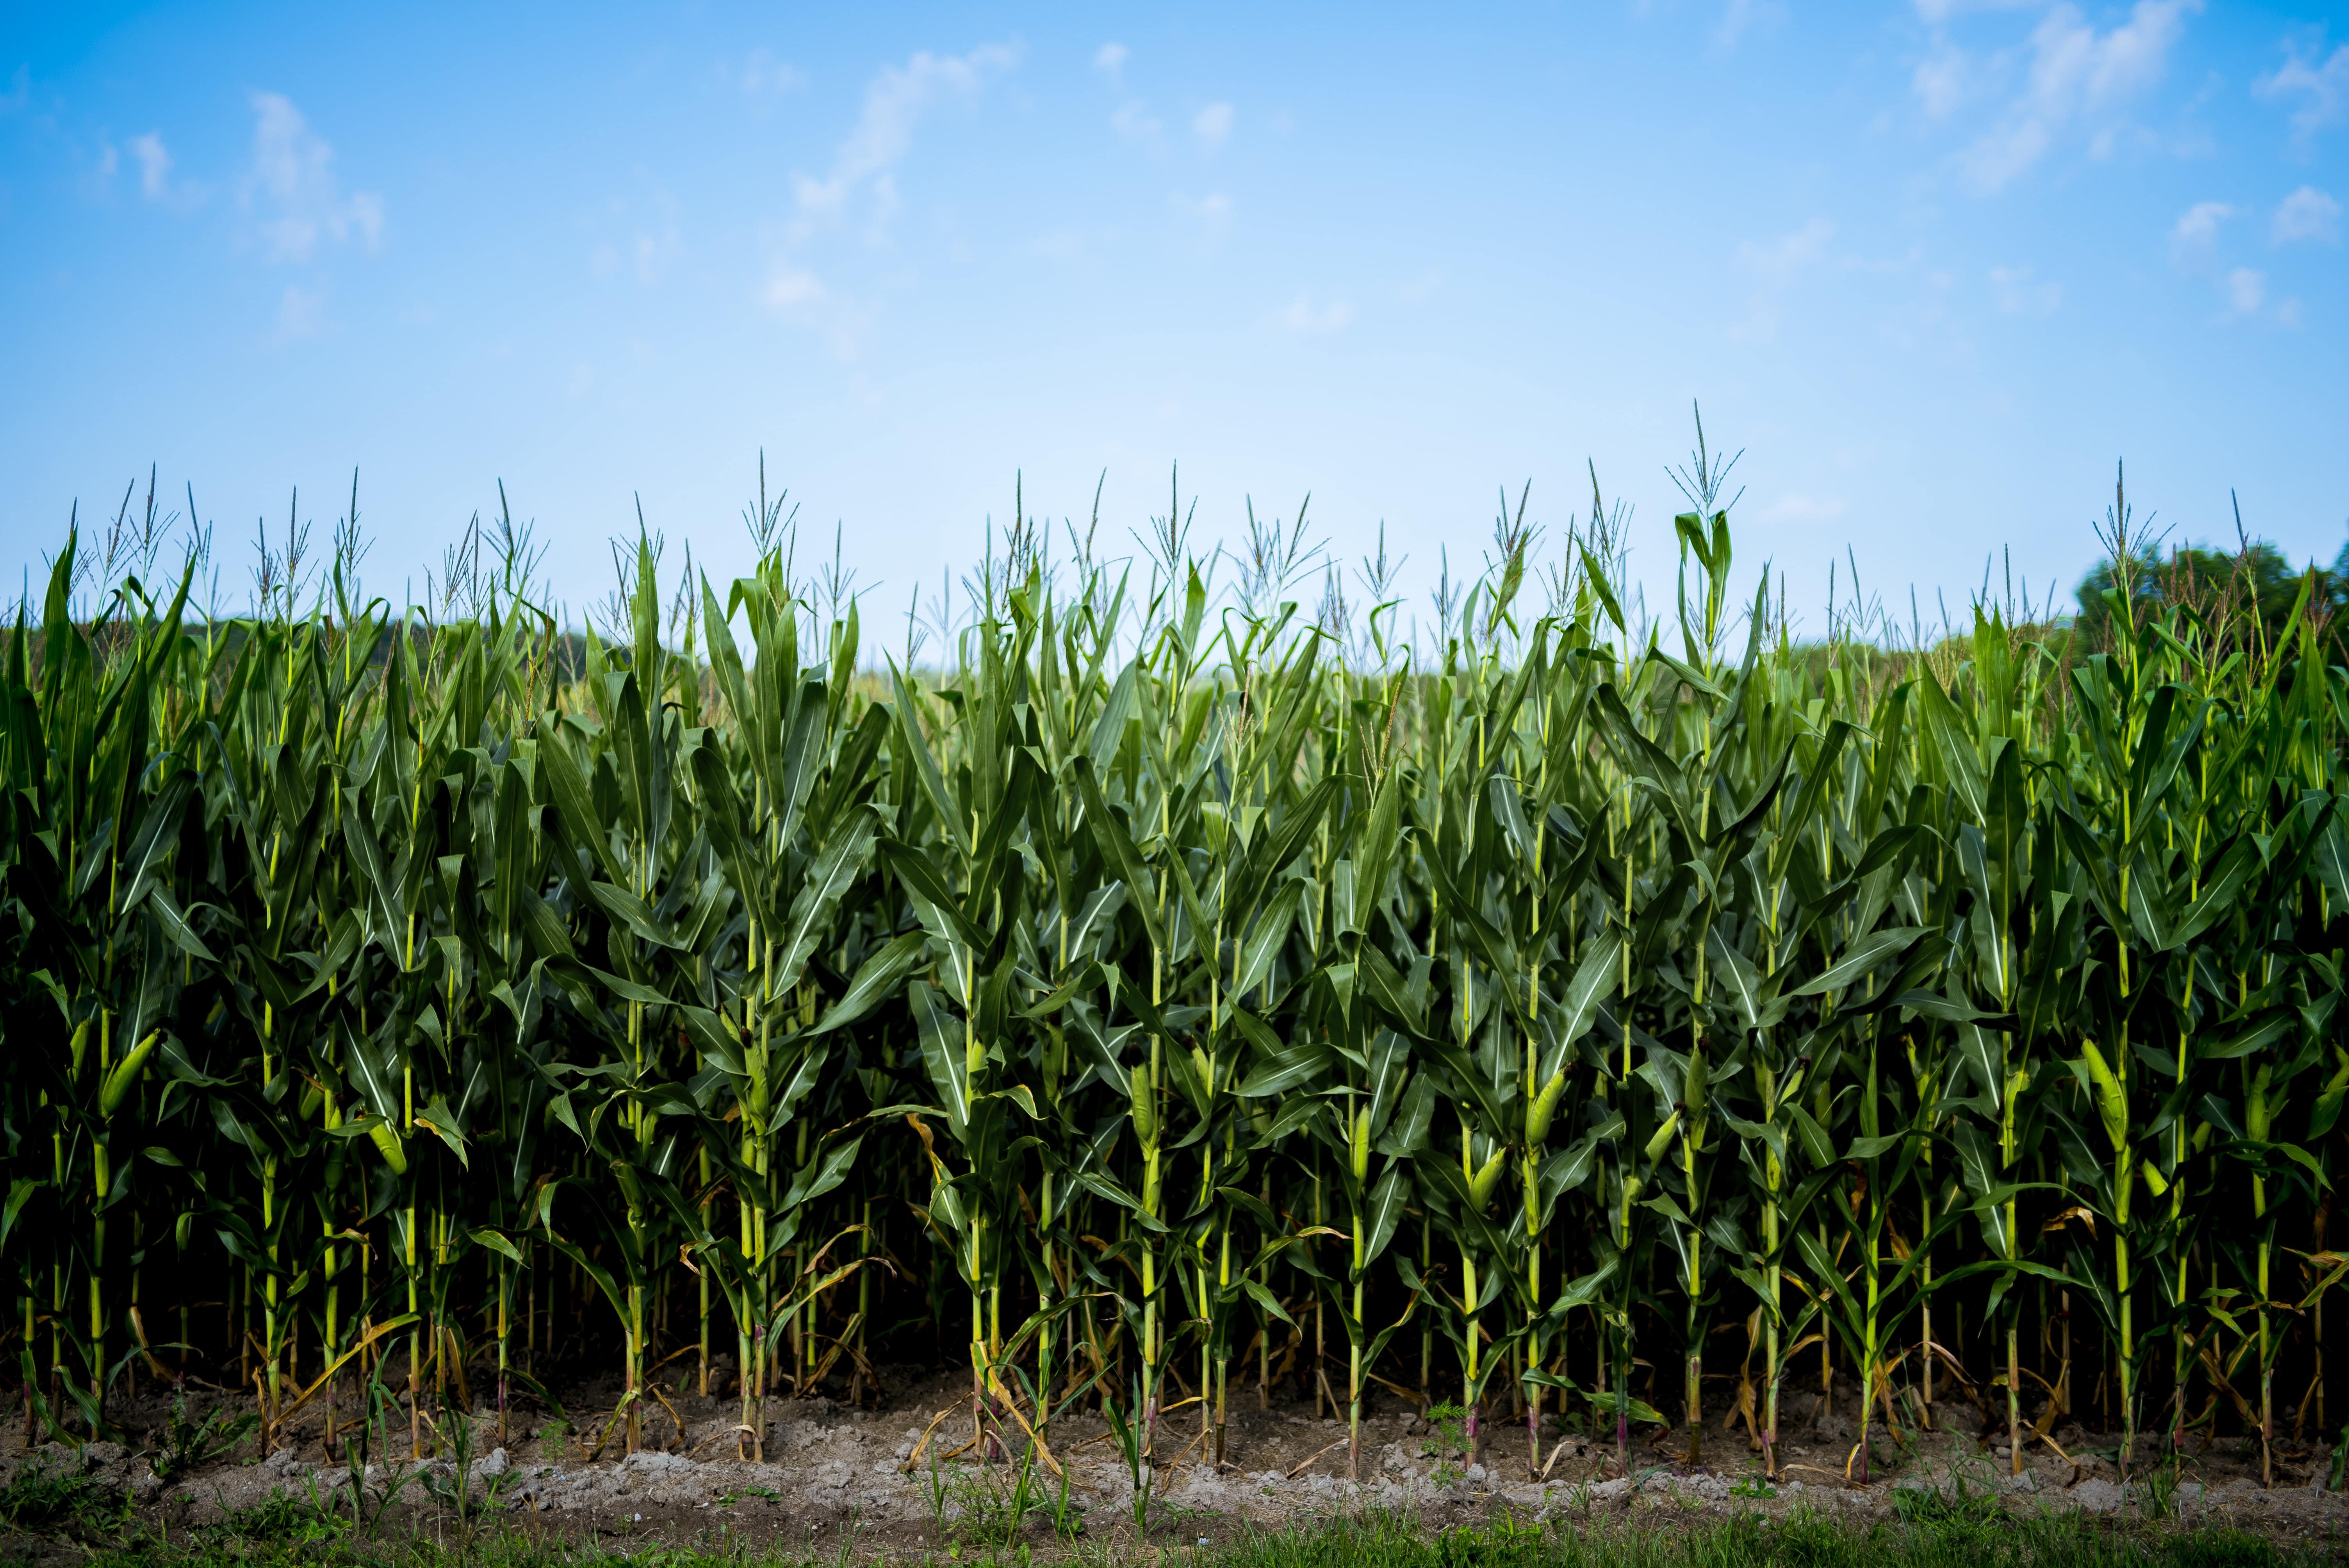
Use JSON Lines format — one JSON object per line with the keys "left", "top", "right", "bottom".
{"left": 8, "top": 1360, "right": 2348, "bottom": 1556}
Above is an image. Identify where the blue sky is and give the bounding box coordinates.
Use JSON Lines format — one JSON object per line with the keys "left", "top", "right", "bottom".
{"left": 2, "top": 1, "right": 2345, "bottom": 645}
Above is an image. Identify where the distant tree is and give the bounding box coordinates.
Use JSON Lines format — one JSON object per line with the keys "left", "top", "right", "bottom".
{"left": 2075, "top": 532, "right": 2346, "bottom": 661}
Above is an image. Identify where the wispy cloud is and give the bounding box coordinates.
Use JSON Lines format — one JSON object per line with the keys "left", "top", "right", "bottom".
{"left": 1716, "top": 0, "right": 1786, "bottom": 51}
{"left": 789, "top": 44, "right": 1019, "bottom": 234}
{"left": 243, "top": 92, "right": 382, "bottom": 262}
{"left": 2169, "top": 198, "right": 2232, "bottom": 264}
{"left": 2273, "top": 185, "right": 2341, "bottom": 244}
{"left": 1988, "top": 263, "right": 2061, "bottom": 314}
{"left": 273, "top": 283, "right": 324, "bottom": 343}
{"left": 1172, "top": 191, "right": 1232, "bottom": 236}
{"left": 1926, "top": 0, "right": 2201, "bottom": 192}
{"left": 592, "top": 196, "right": 684, "bottom": 287}
{"left": 129, "top": 132, "right": 170, "bottom": 198}
{"left": 1912, "top": 1, "right": 2054, "bottom": 26}
{"left": 2256, "top": 39, "right": 2349, "bottom": 143}
{"left": 757, "top": 264, "right": 867, "bottom": 358}
{"left": 126, "top": 130, "right": 205, "bottom": 208}
{"left": 1913, "top": 44, "right": 1973, "bottom": 118}
{"left": 1193, "top": 102, "right": 1234, "bottom": 150}
{"left": 1731, "top": 217, "right": 1835, "bottom": 340}
{"left": 762, "top": 267, "right": 824, "bottom": 309}
{"left": 1093, "top": 43, "right": 1128, "bottom": 77}
{"left": 759, "top": 43, "right": 1018, "bottom": 355}
{"left": 1111, "top": 99, "right": 1163, "bottom": 146}
{"left": 1737, "top": 217, "right": 1835, "bottom": 284}
{"left": 1279, "top": 295, "right": 1353, "bottom": 334}
{"left": 2164, "top": 199, "right": 2301, "bottom": 320}
{"left": 738, "top": 48, "right": 806, "bottom": 97}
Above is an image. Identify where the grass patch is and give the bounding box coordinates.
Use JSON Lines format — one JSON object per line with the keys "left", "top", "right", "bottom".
{"left": 191, "top": 1482, "right": 353, "bottom": 1548}
{"left": 14, "top": 1497, "right": 2336, "bottom": 1568}
{"left": 0, "top": 1454, "right": 131, "bottom": 1543}
{"left": 150, "top": 1394, "right": 264, "bottom": 1483}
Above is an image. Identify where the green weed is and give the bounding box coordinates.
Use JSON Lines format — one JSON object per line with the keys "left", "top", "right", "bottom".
{"left": 148, "top": 1392, "right": 262, "bottom": 1483}
{"left": 0, "top": 1454, "right": 128, "bottom": 1540}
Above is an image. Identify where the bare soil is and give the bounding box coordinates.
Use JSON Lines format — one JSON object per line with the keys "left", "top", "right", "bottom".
{"left": 8, "top": 1362, "right": 2347, "bottom": 1556}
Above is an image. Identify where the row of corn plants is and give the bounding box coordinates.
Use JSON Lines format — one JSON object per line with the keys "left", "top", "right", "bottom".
{"left": 4, "top": 480, "right": 2347, "bottom": 1492}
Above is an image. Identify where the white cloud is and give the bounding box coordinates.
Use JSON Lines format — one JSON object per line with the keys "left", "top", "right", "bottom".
{"left": 762, "top": 267, "right": 825, "bottom": 309}
{"left": 1736, "top": 217, "right": 1835, "bottom": 283}
{"left": 1027, "top": 228, "right": 1088, "bottom": 265}
{"left": 1112, "top": 100, "right": 1164, "bottom": 147}
{"left": 2256, "top": 41, "right": 2349, "bottom": 142}
{"left": 2173, "top": 199, "right": 2232, "bottom": 240}
{"left": 1988, "top": 264, "right": 2061, "bottom": 314}
{"left": 1395, "top": 270, "right": 1444, "bottom": 304}
{"left": 790, "top": 44, "right": 1019, "bottom": 232}
{"left": 120, "top": 130, "right": 204, "bottom": 208}
{"left": 2169, "top": 199, "right": 2232, "bottom": 265}
{"left": 2167, "top": 205, "right": 2294, "bottom": 317}
{"left": 740, "top": 48, "right": 806, "bottom": 96}
{"left": 1093, "top": 43, "right": 1128, "bottom": 76}
{"left": 1756, "top": 494, "right": 1847, "bottom": 525}
{"left": 752, "top": 260, "right": 864, "bottom": 359}
{"left": 1716, "top": 0, "right": 1786, "bottom": 50}
{"left": 1193, "top": 102, "right": 1233, "bottom": 150}
{"left": 634, "top": 232, "right": 675, "bottom": 282}
{"left": 1948, "top": 0, "right": 2201, "bottom": 192}
{"left": 1957, "top": 119, "right": 2051, "bottom": 191}
{"left": 128, "top": 132, "right": 170, "bottom": 198}
{"left": 244, "top": 92, "right": 382, "bottom": 262}
{"left": 756, "top": 262, "right": 867, "bottom": 358}
{"left": 2272, "top": 185, "right": 2341, "bottom": 244}
{"left": 1280, "top": 295, "right": 1353, "bottom": 334}
{"left": 273, "top": 283, "right": 324, "bottom": 342}
{"left": 1171, "top": 192, "right": 1232, "bottom": 236}
{"left": 591, "top": 192, "right": 684, "bottom": 285}
{"left": 1913, "top": 45, "right": 1973, "bottom": 118}
{"left": 1912, "top": 0, "right": 2045, "bottom": 24}
{"left": 1731, "top": 219, "right": 1836, "bottom": 342}
{"left": 756, "top": 43, "right": 1017, "bottom": 360}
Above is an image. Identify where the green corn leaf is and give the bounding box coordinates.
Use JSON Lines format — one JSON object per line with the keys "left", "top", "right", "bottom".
{"left": 1071, "top": 757, "right": 1167, "bottom": 956}
{"left": 1790, "top": 925, "right": 1926, "bottom": 998}
{"left": 1359, "top": 1164, "right": 1412, "bottom": 1273}
{"left": 889, "top": 664, "right": 971, "bottom": 861}
{"left": 809, "top": 930, "right": 929, "bottom": 1036}
{"left": 909, "top": 981, "right": 971, "bottom": 1139}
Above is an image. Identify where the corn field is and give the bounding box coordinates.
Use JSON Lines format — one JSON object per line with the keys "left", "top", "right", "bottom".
{"left": 5, "top": 466, "right": 2348, "bottom": 1500}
